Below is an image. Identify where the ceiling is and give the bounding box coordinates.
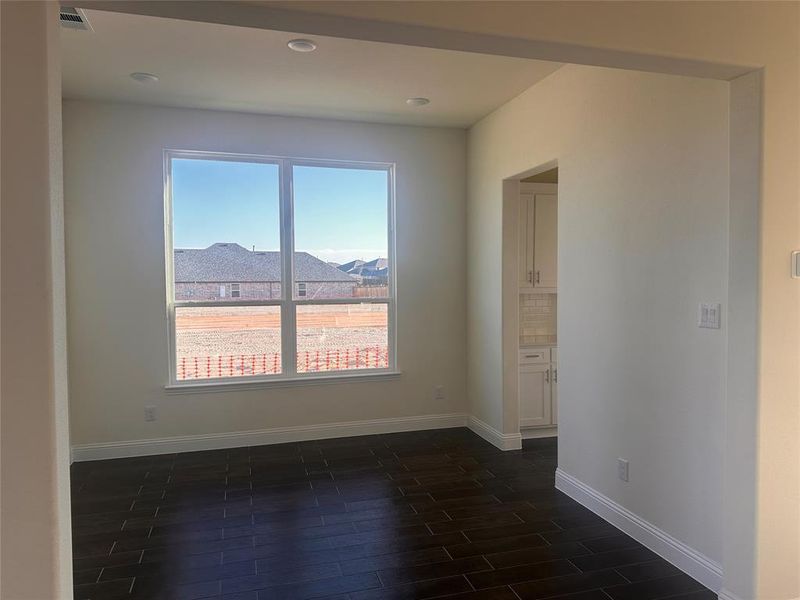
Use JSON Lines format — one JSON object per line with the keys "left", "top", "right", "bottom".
{"left": 522, "top": 168, "right": 558, "bottom": 184}
{"left": 60, "top": 9, "right": 562, "bottom": 128}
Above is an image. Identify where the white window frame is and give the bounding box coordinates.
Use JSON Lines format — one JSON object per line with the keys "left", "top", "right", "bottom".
{"left": 229, "top": 283, "right": 241, "bottom": 298}
{"left": 163, "top": 149, "right": 398, "bottom": 388}
{"left": 297, "top": 282, "right": 307, "bottom": 298}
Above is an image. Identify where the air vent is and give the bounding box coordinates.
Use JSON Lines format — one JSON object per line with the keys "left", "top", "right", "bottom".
{"left": 59, "top": 7, "right": 93, "bottom": 31}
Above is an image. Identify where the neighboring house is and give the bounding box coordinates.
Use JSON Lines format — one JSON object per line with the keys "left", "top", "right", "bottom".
{"left": 337, "top": 259, "right": 365, "bottom": 273}
{"left": 338, "top": 257, "right": 389, "bottom": 285}
{"left": 174, "top": 243, "right": 357, "bottom": 300}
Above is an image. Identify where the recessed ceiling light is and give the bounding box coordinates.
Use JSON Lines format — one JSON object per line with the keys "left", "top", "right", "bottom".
{"left": 406, "top": 97, "right": 430, "bottom": 107}
{"left": 287, "top": 39, "right": 317, "bottom": 53}
{"left": 130, "top": 72, "right": 159, "bottom": 84}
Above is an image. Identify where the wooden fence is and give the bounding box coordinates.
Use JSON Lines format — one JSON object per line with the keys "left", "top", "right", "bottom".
{"left": 352, "top": 285, "right": 389, "bottom": 298}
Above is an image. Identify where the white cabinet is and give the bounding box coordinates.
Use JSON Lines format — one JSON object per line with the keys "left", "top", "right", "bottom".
{"left": 519, "top": 193, "right": 536, "bottom": 290}
{"left": 519, "top": 362, "right": 552, "bottom": 428}
{"left": 533, "top": 194, "right": 557, "bottom": 288}
{"left": 551, "top": 358, "right": 558, "bottom": 425}
{"left": 519, "top": 347, "right": 558, "bottom": 429}
{"left": 518, "top": 187, "right": 557, "bottom": 291}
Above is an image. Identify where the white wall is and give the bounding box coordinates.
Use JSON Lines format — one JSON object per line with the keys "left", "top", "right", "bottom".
{"left": 1, "top": 2, "right": 73, "bottom": 598}
{"left": 468, "top": 65, "right": 729, "bottom": 564}
{"left": 63, "top": 101, "right": 466, "bottom": 447}
{"left": 724, "top": 70, "right": 761, "bottom": 600}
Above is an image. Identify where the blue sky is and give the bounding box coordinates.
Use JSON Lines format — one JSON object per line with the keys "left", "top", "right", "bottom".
{"left": 172, "top": 159, "right": 388, "bottom": 264}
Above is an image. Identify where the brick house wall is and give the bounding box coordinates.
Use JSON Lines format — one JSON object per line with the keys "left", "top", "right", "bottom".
{"left": 296, "top": 282, "right": 357, "bottom": 299}
{"left": 176, "top": 281, "right": 357, "bottom": 301}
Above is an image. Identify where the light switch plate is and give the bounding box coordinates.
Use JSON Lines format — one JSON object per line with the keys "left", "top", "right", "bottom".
{"left": 792, "top": 251, "right": 800, "bottom": 279}
{"left": 698, "top": 303, "right": 721, "bottom": 329}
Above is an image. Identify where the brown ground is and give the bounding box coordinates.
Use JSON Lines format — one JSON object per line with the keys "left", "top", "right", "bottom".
{"left": 175, "top": 304, "right": 388, "bottom": 378}
{"left": 175, "top": 309, "right": 386, "bottom": 330}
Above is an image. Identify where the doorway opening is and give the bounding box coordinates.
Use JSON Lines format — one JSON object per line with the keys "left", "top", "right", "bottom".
{"left": 503, "top": 162, "right": 558, "bottom": 440}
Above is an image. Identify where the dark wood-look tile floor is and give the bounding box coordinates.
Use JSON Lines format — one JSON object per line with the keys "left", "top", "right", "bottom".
{"left": 71, "top": 429, "right": 714, "bottom": 600}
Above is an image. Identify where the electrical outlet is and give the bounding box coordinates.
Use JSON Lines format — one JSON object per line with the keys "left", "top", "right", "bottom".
{"left": 144, "top": 405, "right": 157, "bottom": 422}
{"left": 618, "top": 458, "right": 629, "bottom": 482}
{"left": 434, "top": 385, "right": 445, "bottom": 400}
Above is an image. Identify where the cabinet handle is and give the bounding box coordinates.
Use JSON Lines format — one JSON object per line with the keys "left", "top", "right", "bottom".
{"left": 527, "top": 270, "right": 532, "bottom": 283}
{"left": 545, "top": 368, "right": 550, "bottom": 383}
{"left": 535, "top": 271, "right": 541, "bottom": 284}
{"left": 554, "top": 368, "right": 558, "bottom": 382}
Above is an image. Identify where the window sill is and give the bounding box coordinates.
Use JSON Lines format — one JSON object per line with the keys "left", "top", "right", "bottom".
{"left": 164, "top": 370, "right": 403, "bottom": 394}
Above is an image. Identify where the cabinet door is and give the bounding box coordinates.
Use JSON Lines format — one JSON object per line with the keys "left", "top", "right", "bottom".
{"left": 519, "top": 363, "right": 552, "bottom": 427}
{"left": 519, "top": 194, "right": 536, "bottom": 290}
{"left": 533, "top": 193, "right": 557, "bottom": 288}
{"left": 551, "top": 362, "right": 558, "bottom": 425}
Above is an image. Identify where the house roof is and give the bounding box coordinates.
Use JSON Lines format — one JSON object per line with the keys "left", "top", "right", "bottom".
{"left": 338, "top": 257, "right": 388, "bottom": 276}
{"left": 174, "top": 243, "right": 356, "bottom": 283}
{"left": 364, "top": 258, "right": 389, "bottom": 270}
{"left": 337, "top": 259, "right": 365, "bottom": 273}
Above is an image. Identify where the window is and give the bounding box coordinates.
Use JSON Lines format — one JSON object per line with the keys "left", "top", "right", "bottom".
{"left": 166, "top": 151, "right": 395, "bottom": 384}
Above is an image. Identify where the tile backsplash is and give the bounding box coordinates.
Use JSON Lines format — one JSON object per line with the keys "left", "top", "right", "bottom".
{"left": 520, "top": 293, "right": 557, "bottom": 346}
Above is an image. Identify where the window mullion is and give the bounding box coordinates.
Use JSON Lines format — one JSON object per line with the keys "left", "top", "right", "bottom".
{"left": 279, "top": 159, "right": 297, "bottom": 376}
{"left": 387, "top": 166, "right": 397, "bottom": 371}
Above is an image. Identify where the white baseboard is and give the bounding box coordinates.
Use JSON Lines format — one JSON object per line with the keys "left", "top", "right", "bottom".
{"left": 72, "top": 412, "right": 526, "bottom": 461}
{"left": 71, "top": 413, "right": 468, "bottom": 462}
{"left": 467, "top": 416, "right": 522, "bottom": 451}
{"left": 555, "top": 468, "right": 722, "bottom": 593}
{"left": 717, "top": 590, "right": 743, "bottom": 600}
{"left": 521, "top": 426, "right": 558, "bottom": 439}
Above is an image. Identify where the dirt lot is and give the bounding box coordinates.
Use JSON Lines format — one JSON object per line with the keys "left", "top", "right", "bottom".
{"left": 175, "top": 304, "right": 388, "bottom": 378}
{"left": 176, "top": 305, "right": 386, "bottom": 331}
